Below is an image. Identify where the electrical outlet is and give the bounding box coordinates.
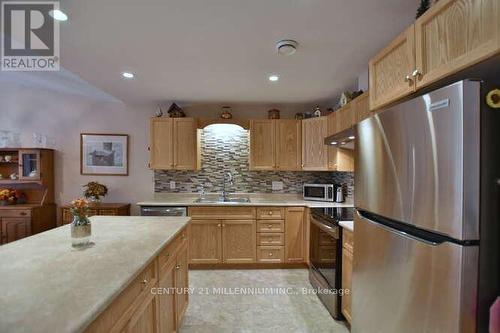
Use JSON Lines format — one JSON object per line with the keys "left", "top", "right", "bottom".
{"left": 170, "top": 181, "right": 176, "bottom": 189}
{"left": 272, "top": 181, "right": 283, "bottom": 191}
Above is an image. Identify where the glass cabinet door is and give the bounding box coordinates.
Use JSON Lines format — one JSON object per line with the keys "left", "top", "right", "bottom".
{"left": 19, "top": 150, "right": 41, "bottom": 180}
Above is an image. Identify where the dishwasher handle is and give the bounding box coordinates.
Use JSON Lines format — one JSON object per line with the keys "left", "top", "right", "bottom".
{"left": 140, "top": 206, "right": 187, "bottom": 216}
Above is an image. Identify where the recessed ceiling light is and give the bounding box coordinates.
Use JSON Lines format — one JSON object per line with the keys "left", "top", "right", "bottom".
{"left": 348, "top": 136, "right": 355, "bottom": 140}
{"left": 269, "top": 75, "right": 279, "bottom": 82}
{"left": 122, "top": 72, "right": 135, "bottom": 79}
{"left": 340, "top": 142, "right": 346, "bottom": 145}
{"left": 330, "top": 142, "right": 338, "bottom": 145}
{"left": 49, "top": 9, "right": 68, "bottom": 21}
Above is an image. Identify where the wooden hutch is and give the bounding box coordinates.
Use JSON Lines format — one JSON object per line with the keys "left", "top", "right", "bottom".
{"left": 0, "top": 148, "right": 56, "bottom": 244}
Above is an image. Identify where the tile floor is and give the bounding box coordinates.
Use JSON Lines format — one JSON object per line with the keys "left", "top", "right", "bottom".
{"left": 180, "top": 269, "right": 349, "bottom": 333}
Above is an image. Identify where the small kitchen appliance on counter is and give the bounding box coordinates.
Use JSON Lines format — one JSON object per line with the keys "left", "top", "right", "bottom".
{"left": 304, "top": 184, "right": 344, "bottom": 202}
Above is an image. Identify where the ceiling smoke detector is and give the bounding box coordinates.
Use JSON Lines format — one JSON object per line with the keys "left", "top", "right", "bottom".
{"left": 276, "top": 40, "right": 298, "bottom": 56}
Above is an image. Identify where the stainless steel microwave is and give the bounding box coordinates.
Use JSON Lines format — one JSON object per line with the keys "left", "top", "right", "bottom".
{"left": 303, "top": 184, "right": 335, "bottom": 202}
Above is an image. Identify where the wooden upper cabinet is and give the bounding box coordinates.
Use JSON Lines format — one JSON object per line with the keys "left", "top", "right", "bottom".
{"left": 173, "top": 118, "right": 198, "bottom": 170}
{"left": 249, "top": 120, "right": 275, "bottom": 170}
{"left": 369, "top": 25, "right": 416, "bottom": 111}
{"left": 150, "top": 118, "right": 198, "bottom": 170}
{"left": 249, "top": 119, "right": 301, "bottom": 171}
{"left": 414, "top": 0, "right": 500, "bottom": 89}
{"left": 275, "top": 119, "right": 302, "bottom": 171}
{"left": 302, "top": 117, "right": 329, "bottom": 171}
{"left": 334, "top": 103, "right": 355, "bottom": 134}
{"left": 150, "top": 118, "right": 174, "bottom": 170}
{"left": 353, "top": 92, "right": 371, "bottom": 123}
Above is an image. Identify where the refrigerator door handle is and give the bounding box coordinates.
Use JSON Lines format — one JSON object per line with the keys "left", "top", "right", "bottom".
{"left": 357, "top": 210, "right": 440, "bottom": 246}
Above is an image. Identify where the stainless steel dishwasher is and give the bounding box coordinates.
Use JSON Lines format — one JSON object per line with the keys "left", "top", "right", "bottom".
{"left": 140, "top": 206, "right": 187, "bottom": 216}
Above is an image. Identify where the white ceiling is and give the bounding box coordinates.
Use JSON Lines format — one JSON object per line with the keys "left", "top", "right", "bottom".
{"left": 59, "top": 0, "right": 418, "bottom": 105}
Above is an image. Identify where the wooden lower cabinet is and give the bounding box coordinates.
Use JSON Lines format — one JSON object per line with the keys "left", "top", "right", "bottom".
{"left": 175, "top": 243, "right": 189, "bottom": 325}
{"left": 188, "top": 219, "right": 222, "bottom": 264}
{"left": 341, "top": 228, "right": 354, "bottom": 324}
{"left": 188, "top": 206, "right": 307, "bottom": 266}
{"left": 158, "top": 260, "right": 176, "bottom": 333}
{"left": 1, "top": 217, "right": 31, "bottom": 244}
{"left": 124, "top": 293, "right": 159, "bottom": 333}
{"left": 0, "top": 205, "right": 56, "bottom": 245}
{"left": 222, "top": 220, "right": 256, "bottom": 263}
{"left": 85, "top": 227, "right": 188, "bottom": 333}
{"left": 61, "top": 203, "right": 131, "bottom": 225}
{"left": 284, "top": 207, "right": 305, "bottom": 263}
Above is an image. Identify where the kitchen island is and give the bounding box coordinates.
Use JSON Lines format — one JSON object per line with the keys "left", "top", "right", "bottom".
{"left": 0, "top": 216, "right": 190, "bottom": 333}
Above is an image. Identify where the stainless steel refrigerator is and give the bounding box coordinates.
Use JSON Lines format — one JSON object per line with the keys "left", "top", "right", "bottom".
{"left": 353, "top": 80, "right": 499, "bottom": 333}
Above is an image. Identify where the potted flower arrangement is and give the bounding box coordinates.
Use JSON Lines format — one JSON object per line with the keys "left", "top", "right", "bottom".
{"left": 0, "top": 189, "right": 17, "bottom": 206}
{"left": 83, "top": 181, "right": 108, "bottom": 204}
{"left": 70, "top": 198, "right": 91, "bottom": 247}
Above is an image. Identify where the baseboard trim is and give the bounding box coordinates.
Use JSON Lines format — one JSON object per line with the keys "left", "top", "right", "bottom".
{"left": 189, "top": 262, "right": 309, "bottom": 270}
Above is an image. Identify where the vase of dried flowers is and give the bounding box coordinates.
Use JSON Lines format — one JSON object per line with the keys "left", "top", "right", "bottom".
{"left": 70, "top": 198, "right": 91, "bottom": 247}
{"left": 83, "top": 181, "right": 108, "bottom": 205}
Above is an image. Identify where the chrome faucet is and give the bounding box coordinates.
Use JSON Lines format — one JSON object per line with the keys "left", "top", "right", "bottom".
{"left": 221, "top": 171, "right": 233, "bottom": 201}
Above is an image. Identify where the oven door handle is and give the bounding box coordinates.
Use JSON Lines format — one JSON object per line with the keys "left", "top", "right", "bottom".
{"left": 311, "top": 216, "right": 339, "bottom": 239}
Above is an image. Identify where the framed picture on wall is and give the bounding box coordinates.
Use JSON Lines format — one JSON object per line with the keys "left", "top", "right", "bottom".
{"left": 80, "top": 133, "right": 129, "bottom": 176}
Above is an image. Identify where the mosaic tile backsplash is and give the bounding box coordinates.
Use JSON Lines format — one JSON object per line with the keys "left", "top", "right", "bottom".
{"left": 155, "top": 124, "right": 354, "bottom": 197}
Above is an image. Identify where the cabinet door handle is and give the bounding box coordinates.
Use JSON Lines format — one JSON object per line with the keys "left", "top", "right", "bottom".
{"left": 412, "top": 69, "right": 422, "bottom": 79}
{"left": 141, "top": 279, "right": 148, "bottom": 285}
{"left": 268, "top": 211, "right": 273, "bottom": 215}
{"left": 20, "top": 212, "right": 27, "bottom": 216}
{"left": 217, "top": 223, "right": 221, "bottom": 227}
{"left": 268, "top": 252, "right": 274, "bottom": 257}
{"left": 175, "top": 264, "right": 181, "bottom": 270}
{"left": 268, "top": 224, "right": 273, "bottom": 228}
{"left": 404, "top": 75, "right": 413, "bottom": 83}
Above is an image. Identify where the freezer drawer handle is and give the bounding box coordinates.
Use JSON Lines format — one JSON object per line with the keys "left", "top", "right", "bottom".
{"left": 357, "top": 210, "right": 441, "bottom": 246}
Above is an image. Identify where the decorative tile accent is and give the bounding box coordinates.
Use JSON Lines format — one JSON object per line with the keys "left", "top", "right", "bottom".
{"left": 155, "top": 125, "right": 354, "bottom": 197}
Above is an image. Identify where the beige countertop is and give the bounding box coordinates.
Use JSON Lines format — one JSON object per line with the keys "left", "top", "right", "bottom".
{"left": 0, "top": 216, "right": 191, "bottom": 333}
{"left": 339, "top": 221, "right": 354, "bottom": 232}
{"left": 137, "top": 193, "right": 354, "bottom": 208}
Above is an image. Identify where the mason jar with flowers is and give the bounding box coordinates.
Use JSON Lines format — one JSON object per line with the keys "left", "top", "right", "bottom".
{"left": 83, "top": 181, "right": 108, "bottom": 204}
{"left": 70, "top": 198, "right": 92, "bottom": 247}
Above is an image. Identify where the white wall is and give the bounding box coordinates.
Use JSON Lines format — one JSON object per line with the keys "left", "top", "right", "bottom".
{"left": 0, "top": 71, "right": 154, "bottom": 215}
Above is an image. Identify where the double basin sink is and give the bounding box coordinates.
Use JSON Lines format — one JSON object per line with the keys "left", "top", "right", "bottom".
{"left": 194, "top": 197, "right": 251, "bottom": 204}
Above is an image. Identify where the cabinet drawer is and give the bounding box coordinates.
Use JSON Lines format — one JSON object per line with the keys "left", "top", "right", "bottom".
{"left": 86, "top": 260, "right": 157, "bottom": 332}
{"left": 0, "top": 209, "right": 31, "bottom": 218}
{"left": 257, "top": 220, "right": 284, "bottom": 233}
{"left": 188, "top": 206, "right": 256, "bottom": 219}
{"left": 257, "top": 246, "right": 284, "bottom": 263}
{"left": 256, "top": 207, "right": 284, "bottom": 219}
{"left": 257, "top": 233, "right": 284, "bottom": 246}
{"left": 159, "top": 227, "right": 187, "bottom": 277}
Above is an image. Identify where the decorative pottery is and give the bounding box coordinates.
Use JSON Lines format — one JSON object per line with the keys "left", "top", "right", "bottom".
{"left": 220, "top": 106, "right": 233, "bottom": 119}
{"left": 268, "top": 109, "right": 280, "bottom": 119}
